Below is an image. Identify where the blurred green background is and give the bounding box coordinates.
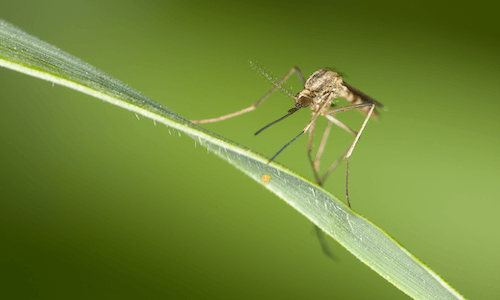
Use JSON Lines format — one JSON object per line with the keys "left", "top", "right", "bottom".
{"left": 1, "top": 0, "right": 499, "bottom": 299}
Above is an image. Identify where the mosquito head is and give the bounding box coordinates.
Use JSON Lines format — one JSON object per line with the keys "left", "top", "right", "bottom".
{"left": 295, "top": 90, "right": 313, "bottom": 107}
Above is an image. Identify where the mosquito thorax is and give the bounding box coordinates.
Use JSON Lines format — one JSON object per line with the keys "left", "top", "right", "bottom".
{"left": 305, "top": 69, "right": 342, "bottom": 90}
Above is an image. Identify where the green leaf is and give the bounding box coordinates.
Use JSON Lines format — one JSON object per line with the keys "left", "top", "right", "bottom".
{"left": 0, "top": 19, "right": 464, "bottom": 300}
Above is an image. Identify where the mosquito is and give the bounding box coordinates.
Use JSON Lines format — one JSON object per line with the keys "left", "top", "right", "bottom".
{"left": 191, "top": 62, "right": 384, "bottom": 207}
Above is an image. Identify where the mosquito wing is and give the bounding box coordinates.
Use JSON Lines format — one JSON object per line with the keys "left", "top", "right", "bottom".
{"left": 342, "top": 81, "right": 385, "bottom": 118}
{"left": 342, "top": 81, "right": 385, "bottom": 109}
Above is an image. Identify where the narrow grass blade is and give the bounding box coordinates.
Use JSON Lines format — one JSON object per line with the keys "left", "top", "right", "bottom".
{"left": 0, "top": 19, "right": 464, "bottom": 300}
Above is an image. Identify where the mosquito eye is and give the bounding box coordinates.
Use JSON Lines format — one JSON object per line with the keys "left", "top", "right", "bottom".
{"left": 298, "top": 96, "right": 311, "bottom": 106}
{"left": 262, "top": 174, "right": 271, "bottom": 183}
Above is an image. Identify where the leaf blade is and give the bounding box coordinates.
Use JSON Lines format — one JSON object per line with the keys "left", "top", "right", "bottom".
{"left": 0, "top": 19, "right": 464, "bottom": 300}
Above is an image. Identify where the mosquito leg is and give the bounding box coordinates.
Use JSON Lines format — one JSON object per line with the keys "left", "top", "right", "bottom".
{"left": 191, "top": 64, "right": 305, "bottom": 124}
{"left": 319, "top": 147, "right": 349, "bottom": 185}
{"left": 314, "top": 121, "right": 333, "bottom": 171}
{"left": 304, "top": 101, "right": 345, "bottom": 183}
{"left": 318, "top": 103, "right": 376, "bottom": 185}
{"left": 307, "top": 118, "right": 321, "bottom": 184}
{"left": 346, "top": 157, "right": 351, "bottom": 206}
{"left": 324, "top": 103, "right": 373, "bottom": 136}
{"left": 344, "top": 104, "right": 375, "bottom": 207}
{"left": 325, "top": 115, "right": 357, "bottom": 136}
{"left": 306, "top": 104, "right": 366, "bottom": 261}
{"left": 314, "top": 225, "right": 336, "bottom": 260}
{"left": 307, "top": 120, "right": 335, "bottom": 260}
{"left": 318, "top": 104, "right": 375, "bottom": 193}
{"left": 313, "top": 104, "right": 367, "bottom": 185}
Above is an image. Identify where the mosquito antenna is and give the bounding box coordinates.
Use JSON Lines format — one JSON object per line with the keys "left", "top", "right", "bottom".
{"left": 265, "top": 130, "right": 305, "bottom": 165}
{"left": 254, "top": 107, "right": 301, "bottom": 136}
{"left": 250, "top": 61, "right": 295, "bottom": 98}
